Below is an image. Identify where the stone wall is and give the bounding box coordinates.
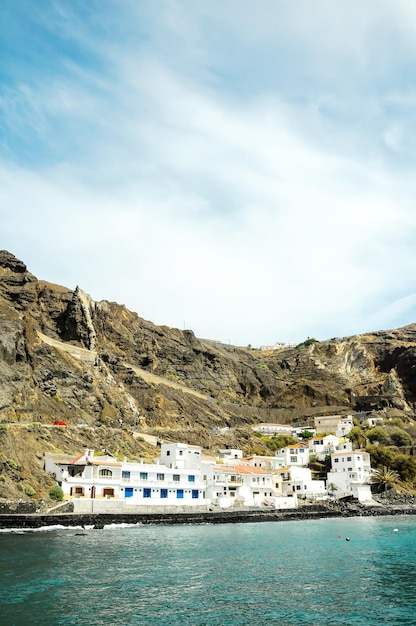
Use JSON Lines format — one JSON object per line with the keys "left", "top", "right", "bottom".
{"left": 0, "top": 499, "right": 37, "bottom": 514}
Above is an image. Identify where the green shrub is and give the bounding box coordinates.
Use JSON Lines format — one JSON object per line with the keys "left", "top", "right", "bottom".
{"left": 263, "top": 434, "right": 298, "bottom": 452}
{"left": 0, "top": 475, "right": 5, "bottom": 482}
{"left": 391, "top": 429, "right": 412, "bottom": 447}
{"left": 24, "top": 484, "right": 36, "bottom": 496}
{"left": 392, "top": 454, "right": 416, "bottom": 482}
{"left": 6, "top": 459, "right": 17, "bottom": 470}
{"left": 295, "top": 337, "right": 320, "bottom": 349}
{"left": 365, "top": 444, "right": 397, "bottom": 468}
{"left": 49, "top": 485, "right": 64, "bottom": 501}
{"left": 258, "top": 362, "right": 269, "bottom": 371}
{"left": 367, "top": 427, "right": 389, "bottom": 444}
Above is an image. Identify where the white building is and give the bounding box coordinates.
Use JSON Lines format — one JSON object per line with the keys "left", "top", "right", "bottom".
{"left": 252, "top": 423, "right": 294, "bottom": 436}
{"left": 308, "top": 435, "right": 352, "bottom": 460}
{"left": 326, "top": 450, "right": 372, "bottom": 502}
{"left": 45, "top": 445, "right": 207, "bottom": 509}
{"left": 243, "top": 455, "right": 283, "bottom": 471}
{"left": 158, "top": 442, "right": 202, "bottom": 469}
{"left": 207, "top": 464, "right": 276, "bottom": 508}
{"left": 314, "top": 415, "right": 353, "bottom": 437}
{"left": 276, "top": 466, "right": 326, "bottom": 499}
{"left": 274, "top": 444, "right": 310, "bottom": 467}
{"left": 217, "top": 449, "right": 244, "bottom": 464}
{"left": 45, "top": 442, "right": 299, "bottom": 511}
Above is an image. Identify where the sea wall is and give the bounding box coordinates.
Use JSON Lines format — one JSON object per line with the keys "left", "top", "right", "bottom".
{"left": 1, "top": 503, "right": 416, "bottom": 529}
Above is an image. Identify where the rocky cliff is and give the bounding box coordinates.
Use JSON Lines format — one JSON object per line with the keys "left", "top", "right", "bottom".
{"left": 1, "top": 250, "right": 416, "bottom": 501}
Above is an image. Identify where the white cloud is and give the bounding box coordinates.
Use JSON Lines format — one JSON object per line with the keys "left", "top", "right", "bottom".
{"left": 1, "top": 1, "right": 416, "bottom": 345}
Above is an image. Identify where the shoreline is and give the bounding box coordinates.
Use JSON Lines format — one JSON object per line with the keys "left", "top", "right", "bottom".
{"left": 1, "top": 503, "right": 416, "bottom": 530}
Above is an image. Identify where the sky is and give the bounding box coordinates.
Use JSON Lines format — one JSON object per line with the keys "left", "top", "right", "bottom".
{"left": 2, "top": 0, "right": 416, "bottom": 347}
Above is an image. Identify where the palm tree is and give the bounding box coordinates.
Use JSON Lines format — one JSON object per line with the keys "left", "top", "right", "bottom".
{"left": 327, "top": 482, "right": 338, "bottom": 499}
{"left": 371, "top": 466, "right": 400, "bottom": 492}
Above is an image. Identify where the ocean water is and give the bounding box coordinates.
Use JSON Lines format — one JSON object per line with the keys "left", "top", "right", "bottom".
{"left": 0, "top": 516, "right": 415, "bottom": 625}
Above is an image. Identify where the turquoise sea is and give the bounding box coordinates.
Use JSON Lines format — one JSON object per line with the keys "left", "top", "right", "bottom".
{"left": 0, "top": 516, "right": 415, "bottom": 625}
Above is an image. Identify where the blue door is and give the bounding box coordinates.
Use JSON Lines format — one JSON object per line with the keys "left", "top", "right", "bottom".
{"left": 125, "top": 487, "right": 134, "bottom": 498}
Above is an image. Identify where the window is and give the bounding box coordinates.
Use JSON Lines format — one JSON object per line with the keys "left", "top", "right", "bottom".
{"left": 166, "top": 450, "right": 170, "bottom": 456}
{"left": 334, "top": 458, "right": 339, "bottom": 463}
{"left": 179, "top": 450, "right": 183, "bottom": 456}
{"left": 143, "top": 488, "right": 151, "bottom": 498}
{"left": 192, "top": 490, "right": 199, "bottom": 499}
{"left": 122, "top": 471, "right": 130, "bottom": 480}
{"left": 188, "top": 475, "right": 195, "bottom": 483}
{"left": 299, "top": 449, "right": 304, "bottom": 453}
{"left": 99, "top": 469, "right": 112, "bottom": 477}
{"left": 103, "top": 488, "right": 114, "bottom": 497}
{"left": 347, "top": 457, "right": 352, "bottom": 462}
{"left": 296, "top": 485, "right": 301, "bottom": 491}
{"left": 140, "top": 472, "right": 148, "bottom": 480}
{"left": 348, "top": 467, "right": 353, "bottom": 471}
{"left": 290, "top": 456, "right": 297, "bottom": 463}
{"left": 177, "top": 489, "right": 184, "bottom": 499}
{"left": 157, "top": 473, "right": 165, "bottom": 481}
{"left": 160, "top": 489, "right": 168, "bottom": 499}
{"left": 173, "top": 474, "right": 180, "bottom": 482}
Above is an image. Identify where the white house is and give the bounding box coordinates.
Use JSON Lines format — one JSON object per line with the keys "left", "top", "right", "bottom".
{"left": 207, "top": 464, "right": 281, "bottom": 508}
{"left": 217, "top": 449, "right": 244, "bottom": 464}
{"left": 366, "top": 417, "right": 384, "bottom": 427}
{"left": 314, "top": 415, "right": 353, "bottom": 436}
{"left": 274, "top": 444, "right": 310, "bottom": 467}
{"left": 326, "top": 450, "right": 372, "bottom": 502}
{"left": 243, "top": 455, "right": 283, "bottom": 471}
{"left": 45, "top": 446, "right": 207, "bottom": 510}
{"left": 276, "top": 466, "right": 326, "bottom": 499}
{"left": 308, "top": 435, "right": 352, "bottom": 460}
{"left": 158, "top": 442, "right": 202, "bottom": 469}
{"left": 252, "top": 423, "right": 294, "bottom": 436}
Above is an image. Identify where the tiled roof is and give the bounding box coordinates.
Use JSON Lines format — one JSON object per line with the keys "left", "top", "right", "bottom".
{"left": 331, "top": 450, "right": 366, "bottom": 456}
{"left": 89, "top": 460, "right": 122, "bottom": 466}
{"left": 233, "top": 465, "right": 270, "bottom": 475}
{"left": 244, "top": 456, "right": 278, "bottom": 461}
{"left": 253, "top": 423, "right": 293, "bottom": 428}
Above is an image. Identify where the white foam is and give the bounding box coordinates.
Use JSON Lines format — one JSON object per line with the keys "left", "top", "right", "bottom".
{"left": 0, "top": 524, "right": 94, "bottom": 534}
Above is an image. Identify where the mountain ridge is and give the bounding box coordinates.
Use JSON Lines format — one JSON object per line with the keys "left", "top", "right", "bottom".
{"left": 1, "top": 249, "right": 416, "bottom": 501}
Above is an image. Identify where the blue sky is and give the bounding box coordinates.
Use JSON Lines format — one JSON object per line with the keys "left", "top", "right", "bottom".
{"left": 2, "top": 0, "right": 416, "bottom": 346}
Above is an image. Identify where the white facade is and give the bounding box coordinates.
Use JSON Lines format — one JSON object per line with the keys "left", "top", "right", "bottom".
{"left": 274, "top": 444, "right": 310, "bottom": 467}
{"left": 158, "top": 442, "right": 202, "bottom": 469}
{"left": 45, "top": 444, "right": 298, "bottom": 510}
{"left": 276, "top": 466, "right": 326, "bottom": 499}
{"left": 46, "top": 449, "right": 207, "bottom": 507}
{"left": 326, "top": 450, "right": 372, "bottom": 502}
{"left": 244, "top": 455, "right": 283, "bottom": 471}
{"left": 308, "top": 435, "right": 352, "bottom": 460}
{"left": 207, "top": 464, "right": 277, "bottom": 508}
{"left": 252, "top": 423, "right": 294, "bottom": 436}
{"left": 314, "top": 415, "right": 353, "bottom": 436}
{"left": 217, "top": 449, "right": 243, "bottom": 464}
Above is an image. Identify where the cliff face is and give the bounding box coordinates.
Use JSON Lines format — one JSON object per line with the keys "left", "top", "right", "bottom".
{"left": 1, "top": 250, "right": 416, "bottom": 500}
{"left": 2, "top": 249, "right": 416, "bottom": 428}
